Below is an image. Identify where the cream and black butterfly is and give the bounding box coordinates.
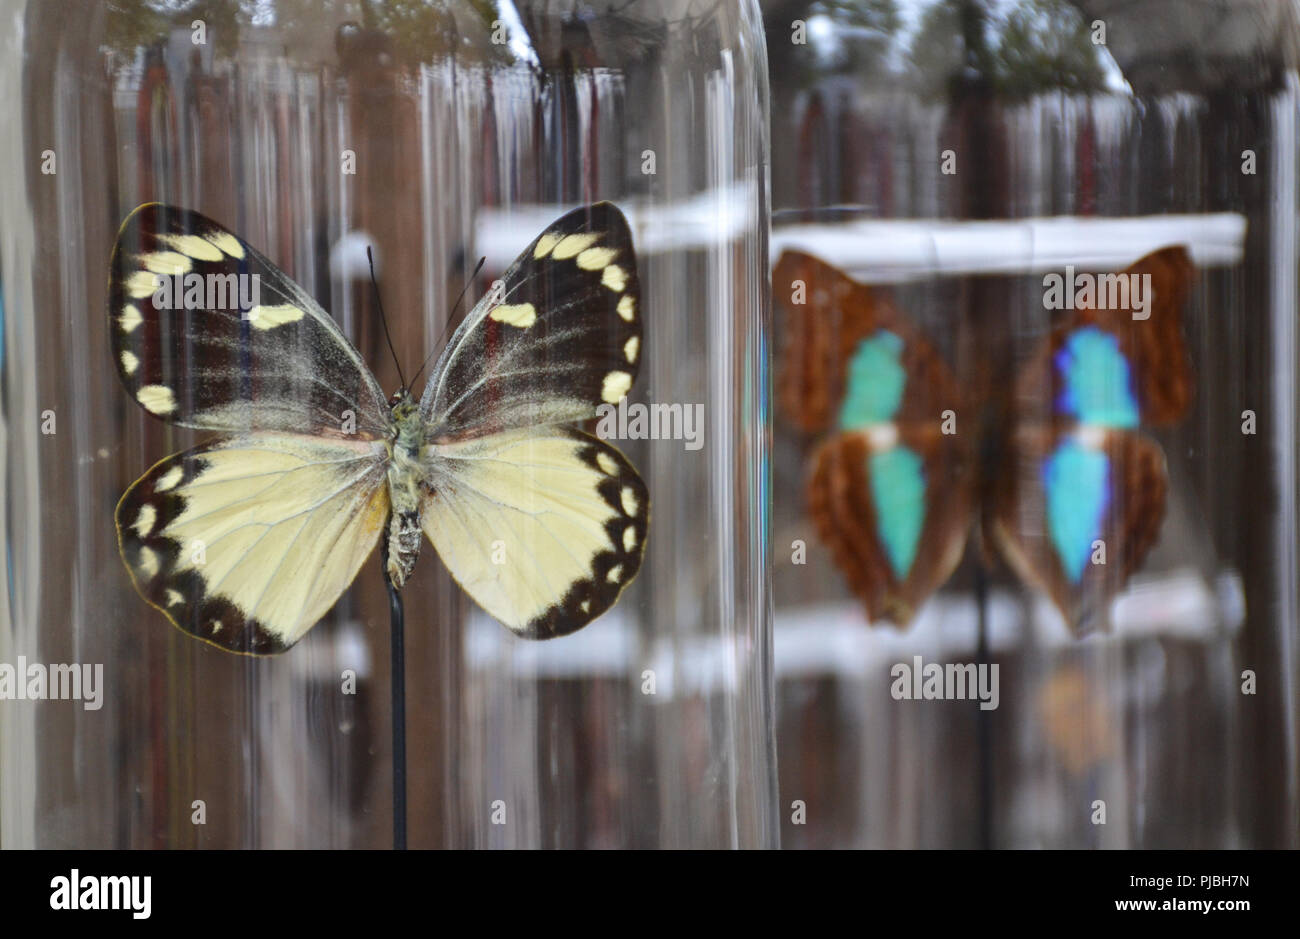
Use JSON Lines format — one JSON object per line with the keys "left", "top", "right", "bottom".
{"left": 109, "top": 202, "right": 648, "bottom": 655}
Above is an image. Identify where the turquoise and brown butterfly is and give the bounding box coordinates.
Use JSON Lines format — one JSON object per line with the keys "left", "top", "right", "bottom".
{"left": 774, "top": 246, "right": 1195, "bottom": 632}
{"left": 109, "top": 201, "right": 648, "bottom": 654}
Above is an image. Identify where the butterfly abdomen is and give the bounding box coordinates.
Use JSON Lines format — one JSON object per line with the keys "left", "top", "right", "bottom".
{"left": 385, "top": 392, "right": 426, "bottom": 587}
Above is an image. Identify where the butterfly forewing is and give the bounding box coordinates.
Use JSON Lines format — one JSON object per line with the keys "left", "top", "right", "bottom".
{"left": 420, "top": 202, "right": 642, "bottom": 438}
{"left": 109, "top": 203, "right": 390, "bottom": 437}
{"left": 1013, "top": 246, "right": 1195, "bottom": 426}
{"left": 775, "top": 251, "right": 882, "bottom": 434}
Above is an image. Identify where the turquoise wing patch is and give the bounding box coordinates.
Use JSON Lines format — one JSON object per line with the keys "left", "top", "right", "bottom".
{"left": 1043, "top": 438, "right": 1110, "bottom": 583}
{"left": 837, "top": 330, "right": 907, "bottom": 430}
{"left": 869, "top": 445, "right": 926, "bottom": 580}
{"left": 1053, "top": 327, "right": 1140, "bottom": 428}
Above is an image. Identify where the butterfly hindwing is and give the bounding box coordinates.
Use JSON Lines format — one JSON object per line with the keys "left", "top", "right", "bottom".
{"left": 990, "top": 425, "right": 1169, "bottom": 626}
{"left": 809, "top": 425, "right": 973, "bottom": 624}
{"left": 421, "top": 201, "right": 642, "bottom": 438}
{"left": 109, "top": 202, "right": 389, "bottom": 436}
{"left": 116, "top": 433, "right": 390, "bottom": 654}
{"left": 421, "top": 427, "right": 648, "bottom": 638}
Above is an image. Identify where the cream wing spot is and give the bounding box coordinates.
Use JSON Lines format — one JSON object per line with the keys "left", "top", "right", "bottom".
{"left": 207, "top": 231, "right": 245, "bottom": 259}
{"left": 606, "top": 564, "right": 623, "bottom": 584}
{"left": 623, "top": 524, "right": 637, "bottom": 552}
{"left": 623, "top": 336, "right": 639, "bottom": 364}
{"left": 120, "top": 351, "right": 140, "bottom": 375}
{"left": 154, "top": 465, "right": 184, "bottom": 492}
{"left": 601, "top": 371, "right": 632, "bottom": 404}
{"left": 125, "top": 271, "right": 159, "bottom": 298}
{"left": 247, "top": 304, "right": 306, "bottom": 330}
{"left": 166, "top": 589, "right": 184, "bottom": 607}
{"left": 596, "top": 452, "right": 619, "bottom": 475}
{"left": 119, "top": 304, "right": 143, "bottom": 333}
{"left": 533, "top": 232, "right": 563, "bottom": 259}
{"left": 489, "top": 303, "right": 537, "bottom": 328}
{"left": 552, "top": 233, "right": 600, "bottom": 259}
{"left": 620, "top": 486, "right": 639, "bottom": 516}
{"left": 576, "top": 246, "right": 618, "bottom": 271}
{"left": 137, "top": 547, "right": 159, "bottom": 578}
{"left": 617, "top": 295, "right": 636, "bottom": 321}
{"left": 140, "top": 251, "right": 192, "bottom": 274}
{"left": 132, "top": 504, "right": 157, "bottom": 537}
{"left": 137, "top": 385, "right": 177, "bottom": 415}
{"left": 602, "top": 265, "right": 627, "bottom": 292}
{"left": 161, "top": 233, "right": 224, "bottom": 262}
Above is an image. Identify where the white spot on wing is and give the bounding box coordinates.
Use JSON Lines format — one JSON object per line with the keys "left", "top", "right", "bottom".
{"left": 553, "top": 233, "right": 600, "bottom": 260}
{"left": 602, "top": 265, "right": 627, "bottom": 292}
{"left": 622, "top": 525, "right": 637, "bottom": 552}
{"left": 596, "top": 452, "right": 618, "bottom": 475}
{"left": 137, "top": 385, "right": 177, "bottom": 415}
{"left": 606, "top": 564, "right": 623, "bottom": 583}
{"left": 155, "top": 465, "right": 184, "bottom": 492}
{"left": 132, "top": 504, "right": 157, "bottom": 537}
{"left": 166, "top": 589, "right": 184, "bottom": 607}
{"left": 623, "top": 336, "right": 639, "bottom": 364}
{"left": 601, "top": 371, "right": 632, "bottom": 404}
{"left": 120, "top": 351, "right": 139, "bottom": 375}
{"left": 137, "top": 547, "right": 159, "bottom": 578}
{"left": 865, "top": 423, "right": 899, "bottom": 451}
{"left": 1075, "top": 425, "right": 1108, "bottom": 449}
{"left": 617, "top": 295, "right": 636, "bottom": 321}
{"left": 620, "top": 486, "right": 639, "bottom": 516}
{"left": 489, "top": 303, "right": 537, "bottom": 328}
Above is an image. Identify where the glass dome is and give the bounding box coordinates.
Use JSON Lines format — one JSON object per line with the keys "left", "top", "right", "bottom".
{"left": 765, "top": 0, "right": 1298, "bottom": 848}
{"left": 1, "top": 0, "right": 775, "bottom": 848}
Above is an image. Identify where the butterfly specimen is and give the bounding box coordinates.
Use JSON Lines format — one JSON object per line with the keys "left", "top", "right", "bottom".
{"left": 109, "top": 202, "right": 648, "bottom": 654}
{"left": 775, "top": 246, "right": 1195, "bottom": 632}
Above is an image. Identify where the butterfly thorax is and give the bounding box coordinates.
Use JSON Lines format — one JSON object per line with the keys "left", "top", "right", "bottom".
{"left": 384, "top": 390, "right": 426, "bottom": 587}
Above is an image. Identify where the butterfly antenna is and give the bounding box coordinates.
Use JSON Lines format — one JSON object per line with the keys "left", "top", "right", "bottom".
{"left": 409, "top": 255, "right": 487, "bottom": 391}
{"left": 367, "top": 245, "right": 407, "bottom": 391}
